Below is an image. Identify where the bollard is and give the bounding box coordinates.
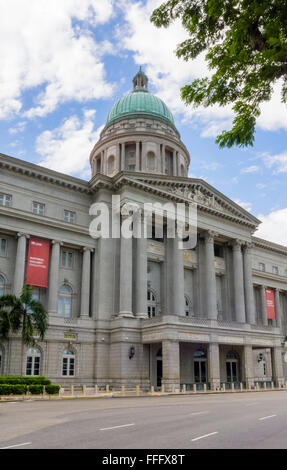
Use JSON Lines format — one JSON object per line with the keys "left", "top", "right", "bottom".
{"left": 71, "top": 385, "right": 74, "bottom": 397}
{"left": 222, "top": 383, "right": 225, "bottom": 392}
{"left": 82, "top": 385, "right": 86, "bottom": 396}
{"left": 285, "top": 381, "right": 287, "bottom": 389}
{"left": 121, "top": 385, "right": 126, "bottom": 396}
{"left": 106, "top": 384, "right": 110, "bottom": 393}
{"left": 193, "top": 384, "right": 197, "bottom": 393}
{"left": 271, "top": 381, "right": 274, "bottom": 390}
{"left": 240, "top": 383, "right": 243, "bottom": 391}
{"left": 231, "top": 383, "right": 235, "bottom": 392}
{"left": 171, "top": 384, "right": 175, "bottom": 394}
{"left": 94, "top": 384, "right": 99, "bottom": 395}
{"left": 150, "top": 386, "right": 154, "bottom": 394}
{"left": 203, "top": 384, "right": 207, "bottom": 393}
{"left": 256, "top": 382, "right": 259, "bottom": 390}
{"left": 182, "top": 384, "right": 186, "bottom": 394}
{"left": 136, "top": 385, "right": 140, "bottom": 396}
{"left": 264, "top": 382, "right": 267, "bottom": 390}
{"left": 161, "top": 384, "right": 165, "bottom": 394}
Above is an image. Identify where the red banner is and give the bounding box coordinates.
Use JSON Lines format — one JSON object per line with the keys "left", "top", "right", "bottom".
{"left": 26, "top": 239, "right": 50, "bottom": 288}
{"left": 266, "top": 288, "right": 276, "bottom": 320}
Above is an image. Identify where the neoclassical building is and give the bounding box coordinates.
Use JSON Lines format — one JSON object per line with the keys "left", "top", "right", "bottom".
{"left": 0, "top": 69, "right": 287, "bottom": 390}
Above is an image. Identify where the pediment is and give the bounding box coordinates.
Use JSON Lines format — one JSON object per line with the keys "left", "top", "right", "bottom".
{"left": 117, "top": 173, "right": 260, "bottom": 228}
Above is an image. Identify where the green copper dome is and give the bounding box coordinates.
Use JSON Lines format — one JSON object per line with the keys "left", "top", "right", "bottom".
{"left": 105, "top": 69, "right": 176, "bottom": 130}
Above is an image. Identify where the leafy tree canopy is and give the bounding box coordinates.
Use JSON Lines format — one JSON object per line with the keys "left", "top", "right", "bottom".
{"left": 151, "top": 0, "right": 287, "bottom": 147}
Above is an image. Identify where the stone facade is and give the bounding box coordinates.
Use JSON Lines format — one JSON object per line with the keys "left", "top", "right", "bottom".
{"left": 0, "top": 72, "right": 287, "bottom": 389}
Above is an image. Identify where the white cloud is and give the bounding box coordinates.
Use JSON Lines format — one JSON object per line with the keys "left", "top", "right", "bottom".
{"left": 0, "top": 0, "right": 114, "bottom": 119}
{"left": 255, "top": 208, "right": 287, "bottom": 246}
{"left": 241, "top": 165, "right": 260, "bottom": 174}
{"left": 262, "top": 150, "right": 287, "bottom": 174}
{"left": 234, "top": 199, "right": 253, "bottom": 212}
{"left": 36, "top": 109, "right": 101, "bottom": 178}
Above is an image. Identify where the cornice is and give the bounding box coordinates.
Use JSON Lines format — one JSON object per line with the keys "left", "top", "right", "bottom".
{"left": 252, "top": 236, "right": 287, "bottom": 255}
{"left": 0, "top": 153, "right": 92, "bottom": 195}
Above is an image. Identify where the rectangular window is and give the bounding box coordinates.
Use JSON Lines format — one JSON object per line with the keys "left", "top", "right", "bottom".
{"left": 214, "top": 244, "right": 224, "bottom": 258}
{"left": 64, "top": 210, "right": 75, "bottom": 224}
{"left": 0, "top": 238, "right": 7, "bottom": 257}
{"left": 259, "top": 263, "right": 265, "bottom": 272}
{"left": 272, "top": 266, "right": 279, "bottom": 275}
{"left": 0, "top": 193, "right": 12, "bottom": 207}
{"left": 61, "top": 251, "right": 73, "bottom": 269}
{"left": 32, "top": 202, "right": 45, "bottom": 215}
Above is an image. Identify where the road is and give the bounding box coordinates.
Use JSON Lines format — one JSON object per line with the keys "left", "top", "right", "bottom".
{"left": 1, "top": 391, "right": 287, "bottom": 449}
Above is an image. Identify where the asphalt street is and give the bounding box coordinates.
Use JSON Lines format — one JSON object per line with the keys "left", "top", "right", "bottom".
{"left": 1, "top": 391, "right": 287, "bottom": 449}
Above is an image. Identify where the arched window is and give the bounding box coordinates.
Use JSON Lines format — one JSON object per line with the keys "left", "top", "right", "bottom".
{"left": 147, "top": 151, "right": 156, "bottom": 171}
{"left": 0, "top": 275, "right": 5, "bottom": 297}
{"left": 62, "top": 350, "right": 75, "bottom": 377}
{"left": 26, "top": 348, "right": 41, "bottom": 376}
{"left": 58, "top": 285, "right": 72, "bottom": 318}
{"left": 147, "top": 290, "right": 157, "bottom": 318}
{"left": 107, "top": 155, "right": 115, "bottom": 175}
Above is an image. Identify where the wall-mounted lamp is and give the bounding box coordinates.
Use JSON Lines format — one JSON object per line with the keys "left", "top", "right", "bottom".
{"left": 129, "top": 346, "right": 135, "bottom": 360}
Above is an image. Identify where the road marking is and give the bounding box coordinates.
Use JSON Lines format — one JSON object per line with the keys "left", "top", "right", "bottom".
{"left": 259, "top": 415, "right": 277, "bottom": 421}
{"left": 100, "top": 423, "right": 135, "bottom": 431}
{"left": 191, "top": 432, "right": 218, "bottom": 442}
{"left": 190, "top": 411, "right": 210, "bottom": 416}
{"left": 0, "top": 442, "right": 32, "bottom": 449}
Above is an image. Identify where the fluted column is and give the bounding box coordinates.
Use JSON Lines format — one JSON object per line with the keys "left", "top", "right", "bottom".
{"left": 204, "top": 231, "right": 217, "bottom": 320}
{"left": 13, "top": 233, "right": 29, "bottom": 297}
{"left": 135, "top": 212, "right": 147, "bottom": 318}
{"left": 48, "top": 240, "right": 62, "bottom": 314}
{"left": 80, "top": 247, "right": 93, "bottom": 317}
{"left": 260, "top": 285, "right": 268, "bottom": 326}
{"left": 116, "top": 144, "right": 120, "bottom": 173}
{"left": 119, "top": 216, "right": 133, "bottom": 317}
{"left": 232, "top": 239, "right": 246, "bottom": 323}
{"left": 275, "top": 288, "right": 282, "bottom": 330}
{"left": 243, "top": 243, "right": 256, "bottom": 324}
{"left": 162, "top": 145, "right": 166, "bottom": 174}
{"left": 172, "top": 233, "right": 185, "bottom": 316}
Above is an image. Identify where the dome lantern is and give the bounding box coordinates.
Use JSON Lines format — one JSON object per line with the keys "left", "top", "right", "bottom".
{"left": 133, "top": 66, "right": 149, "bottom": 92}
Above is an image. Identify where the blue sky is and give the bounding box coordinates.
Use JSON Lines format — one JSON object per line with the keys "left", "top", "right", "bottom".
{"left": 0, "top": 0, "right": 287, "bottom": 244}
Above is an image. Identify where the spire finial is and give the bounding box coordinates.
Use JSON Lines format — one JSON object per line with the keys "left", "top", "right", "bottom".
{"left": 133, "top": 67, "right": 148, "bottom": 92}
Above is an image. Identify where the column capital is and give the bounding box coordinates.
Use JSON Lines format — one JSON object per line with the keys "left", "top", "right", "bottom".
{"left": 231, "top": 238, "right": 244, "bottom": 250}
{"left": 83, "top": 246, "right": 94, "bottom": 253}
{"left": 203, "top": 230, "right": 217, "bottom": 243}
{"left": 16, "top": 232, "right": 30, "bottom": 239}
{"left": 243, "top": 241, "right": 254, "bottom": 251}
{"left": 52, "top": 240, "right": 63, "bottom": 246}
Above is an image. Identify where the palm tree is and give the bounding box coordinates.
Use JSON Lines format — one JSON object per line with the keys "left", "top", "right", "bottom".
{"left": 0, "top": 285, "right": 48, "bottom": 346}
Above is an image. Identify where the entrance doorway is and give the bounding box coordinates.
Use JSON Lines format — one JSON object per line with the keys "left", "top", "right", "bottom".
{"left": 194, "top": 349, "right": 207, "bottom": 383}
{"left": 156, "top": 348, "right": 162, "bottom": 388}
{"left": 226, "top": 351, "right": 239, "bottom": 383}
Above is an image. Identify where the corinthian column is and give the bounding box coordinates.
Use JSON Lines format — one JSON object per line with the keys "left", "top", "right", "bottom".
{"left": 134, "top": 211, "right": 148, "bottom": 318}
{"left": 204, "top": 231, "right": 217, "bottom": 320}
{"left": 243, "top": 243, "right": 256, "bottom": 324}
{"left": 172, "top": 232, "right": 185, "bottom": 316}
{"left": 119, "top": 215, "right": 133, "bottom": 317}
{"left": 80, "top": 247, "right": 93, "bottom": 317}
{"left": 48, "top": 240, "right": 62, "bottom": 314}
{"left": 13, "top": 233, "right": 30, "bottom": 297}
{"left": 232, "top": 239, "right": 246, "bottom": 323}
{"left": 260, "top": 285, "right": 268, "bottom": 326}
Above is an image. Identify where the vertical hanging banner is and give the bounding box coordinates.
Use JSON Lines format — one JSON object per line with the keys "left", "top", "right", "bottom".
{"left": 26, "top": 239, "right": 50, "bottom": 288}
{"left": 266, "top": 288, "right": 276, "bottom": 320}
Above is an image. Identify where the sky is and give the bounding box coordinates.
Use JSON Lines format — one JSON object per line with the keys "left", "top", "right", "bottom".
{"left": 0, "top": 0, "right": 287, "bottom": 245}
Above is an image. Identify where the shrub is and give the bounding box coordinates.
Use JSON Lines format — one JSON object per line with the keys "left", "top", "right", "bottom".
{"left": 45, "top": 385, "right": 60, "bottom": 395}
{"left": 0, "top": 376, "right": 51, "bottom": 385}
{"left": 0, "top": 384, "right": 27, "bottom": 395}
{"left": 28, "top": 384, "right": 44, "bottom": 395}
